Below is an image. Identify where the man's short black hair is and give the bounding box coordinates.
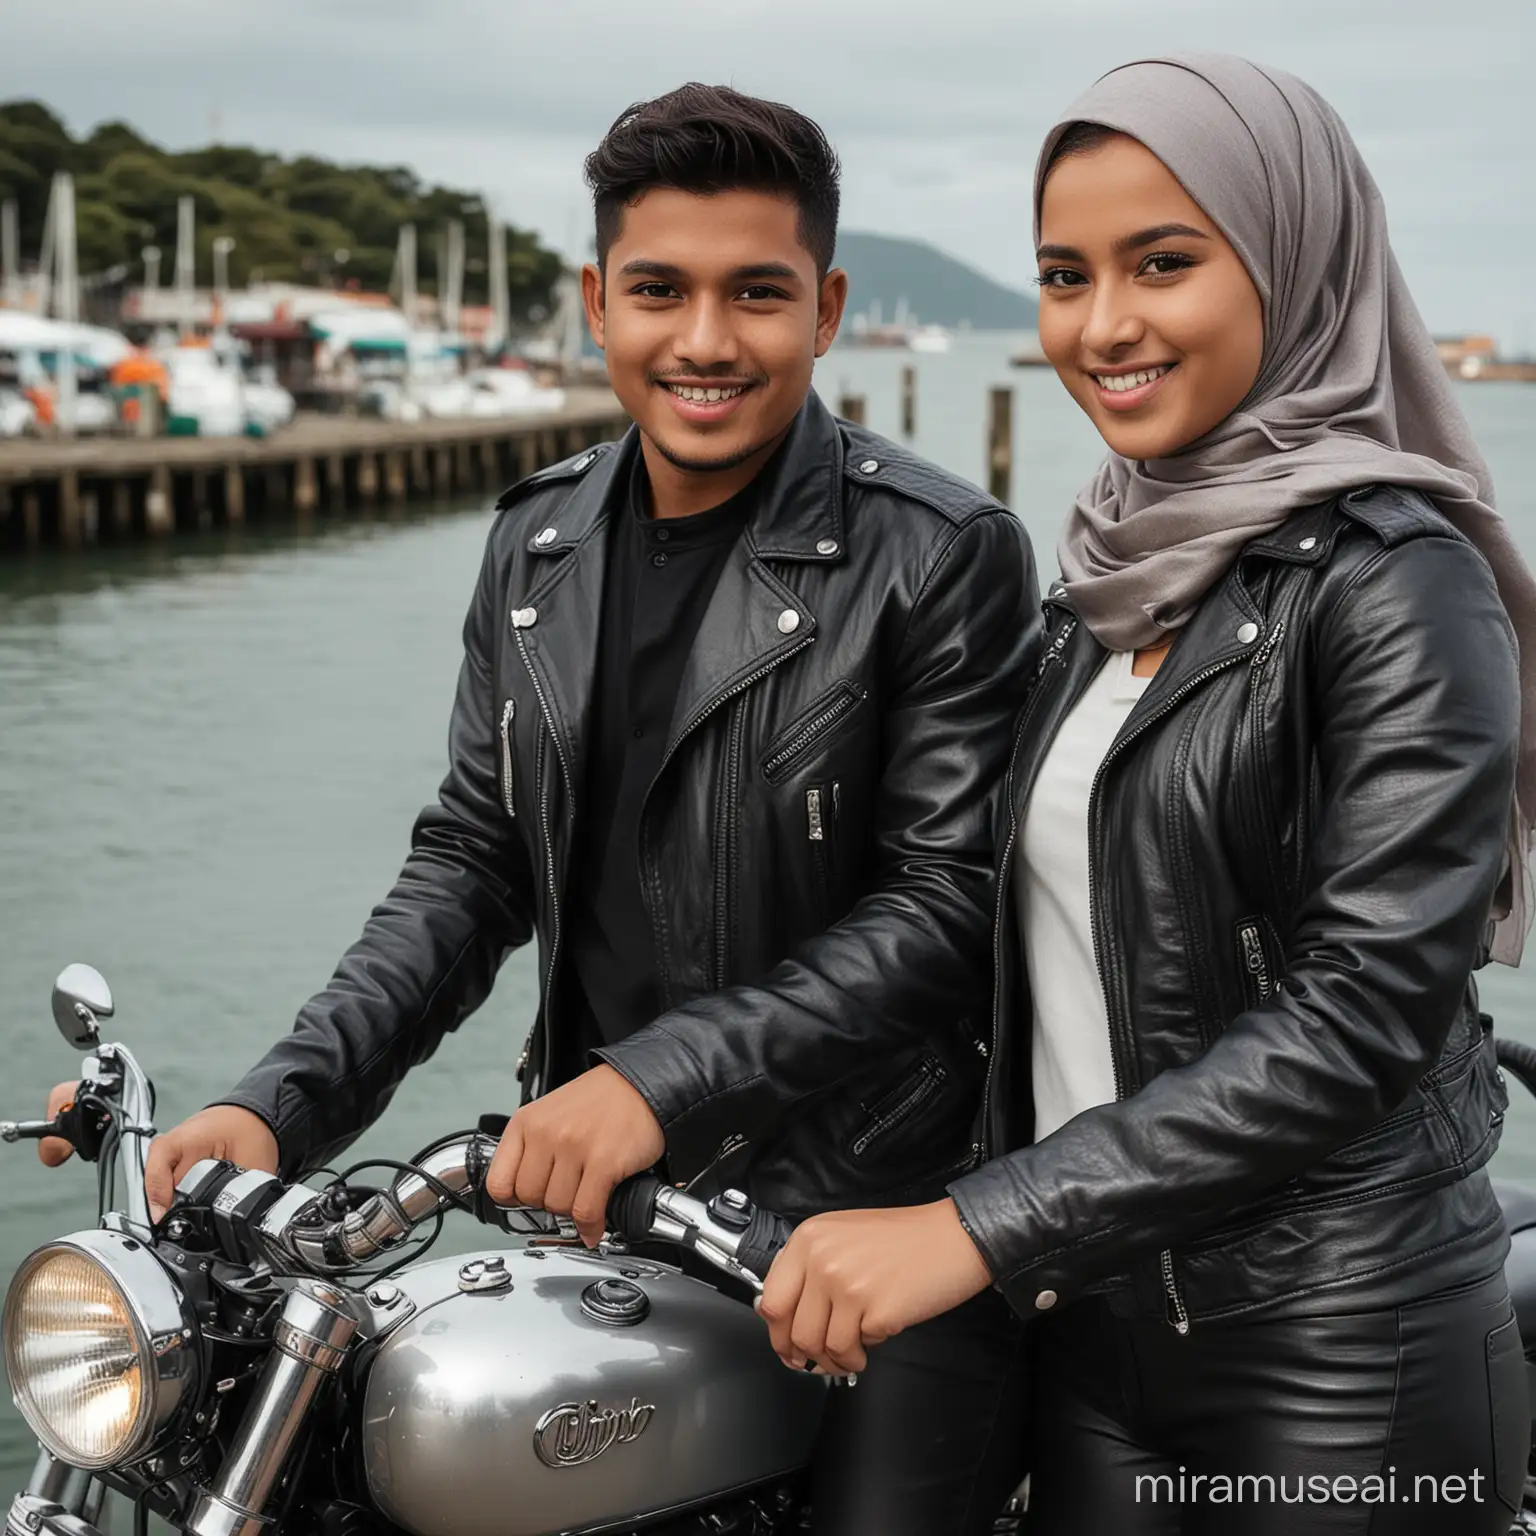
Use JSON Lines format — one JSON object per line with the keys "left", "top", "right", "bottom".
{"left": 584, "top": 83, "right": 841, "bottom": 276}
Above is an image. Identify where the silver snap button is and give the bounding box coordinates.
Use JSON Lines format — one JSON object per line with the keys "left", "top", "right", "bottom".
{"left": 816, "top": 538, "right": 840, "bottom": 556}
{"left": 859, "top": 458, "right": 880, "bottom": 474}
{"left": 1237, "top": 621, "right": 1260, "bottom": 645}
{"left": 777, "top": 609, "right": 802, "bottom": 635}
{"left": 573, "top": 453, "right": 594, "bottom": 471}
{"left": 511, "top": 607, "right": 538, "bottom": 629}
{"left": 1298, "top": 536, "right": 1317, "bottom": 551}
{"left": 535, "top": 527, "right": 558, "bottom": 547}
{"left": 1034, "top": 1289, "right": 1058, "bottom": 1311}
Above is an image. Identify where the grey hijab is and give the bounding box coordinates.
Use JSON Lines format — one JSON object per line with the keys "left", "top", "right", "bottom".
{"left": 1041, "top": 53, "right": 1536, "bottom": 964}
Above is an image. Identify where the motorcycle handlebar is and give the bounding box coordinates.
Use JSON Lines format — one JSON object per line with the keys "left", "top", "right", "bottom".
{"left": 1496, "top": 1036, "right": 1536, "bottom": 1102}
{"left": 605, "top": 1173, "right": 792, "bottom": 1287}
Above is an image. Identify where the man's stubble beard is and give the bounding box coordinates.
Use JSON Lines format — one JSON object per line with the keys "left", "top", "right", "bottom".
{"left": 649, "top": 428, "right": 786, "bottom": 476}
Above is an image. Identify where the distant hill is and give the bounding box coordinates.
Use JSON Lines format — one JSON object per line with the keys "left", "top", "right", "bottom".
{"left": 833, "top": 230, "right": 1037, "bottom": 331}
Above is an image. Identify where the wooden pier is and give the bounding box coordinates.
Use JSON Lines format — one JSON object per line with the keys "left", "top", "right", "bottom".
{"left": 0, "top": 388, "right": 630, "bottom": 552}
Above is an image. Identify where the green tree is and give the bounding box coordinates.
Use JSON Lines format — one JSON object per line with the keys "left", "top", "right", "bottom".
{"left": 0, "top": 99, "right": 562, "bottom": 324}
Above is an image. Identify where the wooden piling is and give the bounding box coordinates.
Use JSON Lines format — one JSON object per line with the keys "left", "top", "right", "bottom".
{"left": 357, "top": 453, "right": 380, "bottom": 504}
{"left": 224, "top": 464, "right": 245, "bottom": 527}
{"left": 146, "top": 467, "right": 173, "bottom": 536}
{"left": 192, "top": 471, "right": 212, "bottom": 530}
{"left": 112, "top": 478, "right": 133, "bottom": 535}
{"left": 79, "top": 490, "right": 99, "bottom": 545}
{"left": 58, "top": 471, "right": 82, "bottom": 549}
{"left": 837, "top": 393, "right": 866, "bottom": 425}
{"left": 294, "top": 458, "right": 319, "bottom": 516}
{"left": 986, "top": 386, "right": 1013, "bottom": 506}
{"left": 900, "top": 367, "right": 916, "bottom": 438}
{"left": 0, "top": 391, "right": 629, "bottom": 553}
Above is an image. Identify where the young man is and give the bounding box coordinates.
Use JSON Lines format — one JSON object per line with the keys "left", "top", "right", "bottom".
{"left": 47, "top": 86, "right": 1039, "bottom": 1532}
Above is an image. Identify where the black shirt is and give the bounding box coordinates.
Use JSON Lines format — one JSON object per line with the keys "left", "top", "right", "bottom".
{"left": 563, "top": 455, "right": 755, "bottom": 1067}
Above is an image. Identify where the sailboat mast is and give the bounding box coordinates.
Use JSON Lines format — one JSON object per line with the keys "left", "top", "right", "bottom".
{"left": 175, "top": 194, "right": 196, "bottom": 339}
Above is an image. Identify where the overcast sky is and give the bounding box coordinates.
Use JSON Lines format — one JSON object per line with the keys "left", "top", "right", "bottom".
{"left": 4, "top": 0, "right": 1531, "bottom": 348}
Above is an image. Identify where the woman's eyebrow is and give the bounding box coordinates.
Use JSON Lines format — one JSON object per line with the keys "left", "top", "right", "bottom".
{"left": 1113, "top": 222, "right": 1210, "bottom": 254}
{"left": 1036, "top": 243, "right": 1086, "bottom": 262}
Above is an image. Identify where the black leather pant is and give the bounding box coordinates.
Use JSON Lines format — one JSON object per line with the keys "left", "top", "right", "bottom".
{"left": 810, "top": 1285, "right": 1031, "bottom": 1535}
{"left": 1027, "top": 1272, "right": 1527, "bottom": 1535}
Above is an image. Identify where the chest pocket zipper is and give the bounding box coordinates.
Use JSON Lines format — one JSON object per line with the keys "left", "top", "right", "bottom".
{"left": 851, "top": 1055, "right": 948, "bottom": 1158}
{"left": 763, "top": 683, "right": 866, "bottom": 783}
{"left": 499, "top": 699, "right": 516, "bottom": 819}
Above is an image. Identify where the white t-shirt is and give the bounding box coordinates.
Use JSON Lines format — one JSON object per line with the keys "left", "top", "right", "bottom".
{"left": 1018, "top": 648, "right": 1152, "bottom": 1141}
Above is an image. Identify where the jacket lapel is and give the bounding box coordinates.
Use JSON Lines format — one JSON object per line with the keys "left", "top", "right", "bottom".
{"left": 512, "top": 439, "right": 628, "bottom": 787}
{"left": 662, "top": 395, "right": 847, "bottom": 756}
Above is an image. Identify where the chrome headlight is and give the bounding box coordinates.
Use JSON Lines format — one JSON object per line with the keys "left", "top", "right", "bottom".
{"left": 3, "top": 1229, "right": 198, "bottom": 1469}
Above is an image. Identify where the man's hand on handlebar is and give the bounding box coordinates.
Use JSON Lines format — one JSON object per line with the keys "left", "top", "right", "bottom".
{"left": 37, "top": 1081, "right": 82, "bottom": 1168}
{"left": 142, "top": 1105, "right": 280, "bottom": 1223}
{"left": 485, "top": 1064, "right": 665, "bottom": 1246}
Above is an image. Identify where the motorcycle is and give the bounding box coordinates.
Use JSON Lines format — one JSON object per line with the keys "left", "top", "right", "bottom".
{"left": 4, "top": 967, "right": 1534, "bottom": 1534}
{"left": 0, "top": 964, "right": 863, "bottom": 1536}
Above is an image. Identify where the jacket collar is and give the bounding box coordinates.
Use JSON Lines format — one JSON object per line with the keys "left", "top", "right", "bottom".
{"left": 512, "top": 394, "right": 838, "bottom": 785}
{"left": 522, "top": 392, "right": 848, "bottom": 567}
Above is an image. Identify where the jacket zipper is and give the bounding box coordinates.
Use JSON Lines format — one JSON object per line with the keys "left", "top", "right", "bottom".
{"left": 979, "top": 615, "right": 1077, "bottom": 1158}
{"left": 806, "top": 787, "right": 826, "bottom": 840}
{"left": 642, "top": 630, "right": 815, "bottom": 1008}
{"left": 1086, "top": 629, "right": 1270, "bottom": 1333}
{"left": 852, "top": 1058, "right": 947, "bottom": 1157}
{"left": 1160, "top": 1248, "right": 1190, "bottom": 1335}
{"left": 498, "top": 699, "right": 516, "bottom": 819}
{"left": 514, "top": 628, "right": 572, "bottom": 1094}
{"left": 712, "top": 699, "right": 746, "bottom": 991}
{"left": 1088, "top": 642, "right": 1263, "bottom": 1105}
{"left": 763, "top": 686, "right": 864, "bottom": 779}
{"left": 1238, "top": 921, "right": 1273, "bottom": 1005}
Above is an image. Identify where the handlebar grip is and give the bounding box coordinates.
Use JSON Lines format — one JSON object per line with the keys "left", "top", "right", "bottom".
{"left": 607, "top": 1173, "right": 664, "bottom": 1243}
{"left": 1496, "top": 1036, "right": 1536, "bottom": 1100}
{"left": 735, "top": 1207, "right": 794, "bottom": 1282}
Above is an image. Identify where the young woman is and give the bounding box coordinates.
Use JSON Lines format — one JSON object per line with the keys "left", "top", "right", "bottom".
{"left": 757, "top": 54, "right": 1536, "bottom": 1533}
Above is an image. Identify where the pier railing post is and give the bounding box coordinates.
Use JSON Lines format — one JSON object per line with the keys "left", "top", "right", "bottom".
{"left": 900, "top": 367, "right": 916, "bottom": 438}
{"left": 837, "top": 393, "right": 866, "bottom": 425}
{"left": 986, "top": 386, "right": 1013, "bottom": 506}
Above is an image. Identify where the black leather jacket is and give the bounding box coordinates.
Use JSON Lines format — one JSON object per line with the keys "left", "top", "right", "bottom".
{"left": 951, "top": 485, "right": 1520, "bottom": 1326}
{"left": 220, "top": 395, "right": 1040, "bottom": 1218}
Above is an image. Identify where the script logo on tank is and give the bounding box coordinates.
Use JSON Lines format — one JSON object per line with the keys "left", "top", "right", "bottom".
{"left": 532, "top": 1396, "right": 656, "bottom": 1468}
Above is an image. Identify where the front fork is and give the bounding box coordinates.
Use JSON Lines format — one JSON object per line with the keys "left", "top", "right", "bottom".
{"left": 8, "top": 1450, "right": 108, "bottom": 1536}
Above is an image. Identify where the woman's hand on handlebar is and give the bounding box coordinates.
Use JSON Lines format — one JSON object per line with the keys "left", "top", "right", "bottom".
{"left": 757, "top": 1199, "right": 994, "bottom": 1375}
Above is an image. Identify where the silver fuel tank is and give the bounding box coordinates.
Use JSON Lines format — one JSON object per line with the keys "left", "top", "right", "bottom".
{"left": 360, "top": 1245, "right": 826, "bottom": 1536}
